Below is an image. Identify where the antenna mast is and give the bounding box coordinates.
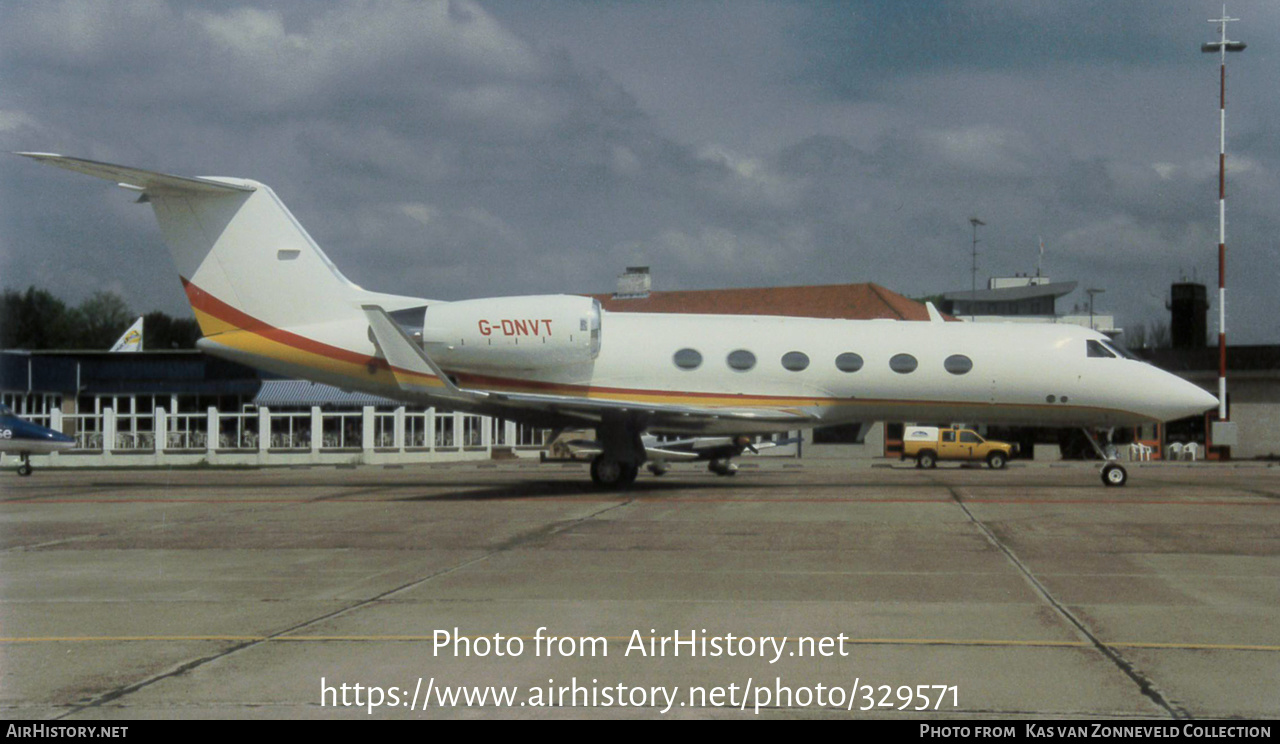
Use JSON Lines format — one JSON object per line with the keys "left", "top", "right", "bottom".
{"left": 1202, "top": 5, "right": 1246, "bottom": 425}
{"left": 968, "top": 217, "right": 985, "bottom": 321}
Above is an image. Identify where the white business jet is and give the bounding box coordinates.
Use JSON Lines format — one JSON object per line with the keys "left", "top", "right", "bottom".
{"left": 18, "top": 153, "right": 1217, "bottom": 487}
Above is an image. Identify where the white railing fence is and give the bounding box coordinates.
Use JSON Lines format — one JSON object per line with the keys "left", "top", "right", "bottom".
{"left": 23, "top": 404, "right": 558, "bottom": 464}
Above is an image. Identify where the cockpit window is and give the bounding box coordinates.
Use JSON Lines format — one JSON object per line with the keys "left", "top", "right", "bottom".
{"left": 0, "top": 404, "right": 10, "bottom": 416}
{"left": 1102, "top": 339, "right": 1140, "bottom": 361}
{"left": 1087, "top": 340, "right": 1116, "bottom": 359}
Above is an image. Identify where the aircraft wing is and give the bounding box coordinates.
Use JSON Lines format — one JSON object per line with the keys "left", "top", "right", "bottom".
{"left": 477, "top": 390, "right": 812, "bottom": 429}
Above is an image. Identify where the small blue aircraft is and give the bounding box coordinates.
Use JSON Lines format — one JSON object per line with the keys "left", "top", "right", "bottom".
{"left": 0, "top": 404, "right": 75, "bottom": 476}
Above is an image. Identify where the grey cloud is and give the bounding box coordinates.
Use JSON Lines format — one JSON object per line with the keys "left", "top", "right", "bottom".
{"left": 2, "top": 1, "right": 1279, "bottom": 345}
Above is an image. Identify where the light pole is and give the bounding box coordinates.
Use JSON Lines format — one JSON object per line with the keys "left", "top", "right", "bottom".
{"left": 968, "top": 217, "right": 984, "bottom": 321}
{"left": 1086, "top": 288, "right": 1105, "bottom": 331}
{"left": 1202, "top": 6, "right": 1245, "bottom": 422}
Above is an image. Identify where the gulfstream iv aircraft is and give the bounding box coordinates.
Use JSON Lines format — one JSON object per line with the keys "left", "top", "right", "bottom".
{"left": 20, "top": 153, "right": 1218, "bottom": 487}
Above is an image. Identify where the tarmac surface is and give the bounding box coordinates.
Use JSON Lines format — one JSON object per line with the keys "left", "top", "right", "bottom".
{"left": 1, "top": 459, "right": 1278, "bottom": 719}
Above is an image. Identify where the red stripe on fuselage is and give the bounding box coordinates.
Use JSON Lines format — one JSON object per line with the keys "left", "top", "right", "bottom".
{"left": 182, "top": 277, "right": 386, "bottom": 370}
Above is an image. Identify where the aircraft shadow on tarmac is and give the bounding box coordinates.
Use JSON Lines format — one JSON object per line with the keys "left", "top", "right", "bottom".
{"left": 389, "top": 478, "right": 740, "bottom": 501}
{"left": 57, "top": 476, "right": 745, "bottom": 502}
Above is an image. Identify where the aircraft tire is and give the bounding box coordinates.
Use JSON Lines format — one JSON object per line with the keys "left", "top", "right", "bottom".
{"left": 1101, "top": 463, "right": 1127, "bottom": 487}
{"left": 590, "top": 455, "right": 624, "bottom": 488}
{"left": 619, "top": 462, "right": 639, "bottom": 485}
{"left": 709, "top": 458, "right": 738, "bottom": 476}
{"left": 17, "top": 462, "right": 33, "bottom": 477}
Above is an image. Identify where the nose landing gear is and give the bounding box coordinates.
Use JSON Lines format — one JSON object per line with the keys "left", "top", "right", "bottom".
{"left": 1101, "top": 462, "right": 1128, "bottom": 487}
{"left": 1082, "top": 428, "right": 1127, "bottom": 487}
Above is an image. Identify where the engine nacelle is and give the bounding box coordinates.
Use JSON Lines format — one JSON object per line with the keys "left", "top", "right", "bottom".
{"left": 415, "top": 295, "right": 602, "bottom": 372}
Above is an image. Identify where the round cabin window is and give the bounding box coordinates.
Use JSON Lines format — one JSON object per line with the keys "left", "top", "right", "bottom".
{"left": 944, "top": 354, "right": 973, "bottom": 375}
{"left": 781, "top": 351, "right": 810, "bottom": 371}
{"left": 673, "top": 348, "right": 702, "bottom": 370}
{"left": 889, "top": 353, "right": 918, "bottom": 374}
{"left": 835, "top": 352, "right": 864, "bottom": 373}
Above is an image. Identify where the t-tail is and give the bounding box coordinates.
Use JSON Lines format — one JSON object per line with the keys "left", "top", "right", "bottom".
{"left": 17, "top": 153, "right": 429, "bottom": 389}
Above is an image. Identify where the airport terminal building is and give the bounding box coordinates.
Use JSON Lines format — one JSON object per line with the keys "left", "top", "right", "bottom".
{"left": 0, "top": 349, "right": 550, "bottom": 468}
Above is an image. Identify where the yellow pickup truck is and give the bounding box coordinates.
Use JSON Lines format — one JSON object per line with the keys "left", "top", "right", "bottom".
{"left": 902, "top": 426, "right": 1017, "bottom": 469}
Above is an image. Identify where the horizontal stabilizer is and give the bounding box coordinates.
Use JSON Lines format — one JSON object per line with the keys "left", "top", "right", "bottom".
{"left": 14, "top": 152, "right": 253, "bottom": 194}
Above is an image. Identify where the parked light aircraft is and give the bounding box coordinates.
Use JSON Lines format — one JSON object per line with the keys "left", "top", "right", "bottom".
{"left": 19, "top": 153, "right": 1218, "bottom": 487}
{"left": 0, "top": 404, "right": 75, "bottom": 476}
{"left": 565, "top": 434, "right": 802, "bottom": 476}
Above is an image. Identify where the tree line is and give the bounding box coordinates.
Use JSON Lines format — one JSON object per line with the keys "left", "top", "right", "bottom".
{"left": 0, "top": 286, "right": 200, "bottom": 350}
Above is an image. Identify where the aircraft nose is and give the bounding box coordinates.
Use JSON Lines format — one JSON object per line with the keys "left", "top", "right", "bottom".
{"left": 1170, "top": 378, "right": 1219, "bottom": 420}
{"left": 1193, "top": 385, "right": 1220, "bottom": 414}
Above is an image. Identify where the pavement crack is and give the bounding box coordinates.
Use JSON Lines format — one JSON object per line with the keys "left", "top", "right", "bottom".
{"left": 53, "top": 496, "right": 635, "bottom": 717}
{"left": 946, "top": 486, "right": 1192, "bottom": 721}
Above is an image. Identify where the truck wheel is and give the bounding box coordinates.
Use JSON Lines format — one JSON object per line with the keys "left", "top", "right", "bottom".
{"left": 987, "top": 452, "right": 1007, "bottom": 470}
{"left": 917, "top": 451, "right": 937, "bottom": 469}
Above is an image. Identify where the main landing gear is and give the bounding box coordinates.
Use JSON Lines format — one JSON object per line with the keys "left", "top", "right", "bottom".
{"left": 1081, "top": 428, "right": 1127, "bottom": 487}
{"left": 8, "top": 453, "right": 34, "bottom": 477}
{"left": 590, "top": 455, "right": 639, "bottom": 487}
{"left": 708, "top": 457, "right": 738, "bottom": 476}
{"left": 588, "top": 421, "right": 646, "bottom": 489}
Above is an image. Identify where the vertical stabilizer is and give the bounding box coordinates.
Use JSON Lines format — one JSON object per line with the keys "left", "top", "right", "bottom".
{"left": 16, "top": 153, "right": 424, "bottom": 343}
{"left": 109, "top": 317, "right": 144, "bottom": 352}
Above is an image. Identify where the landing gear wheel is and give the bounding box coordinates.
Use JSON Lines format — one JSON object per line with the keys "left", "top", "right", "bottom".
{"left": 647, "top": 462, "right": 669, "bottom": 477}
{"left": 590, "top": 455, "right": 623, "bottom": 488}
{"left": 17, "top": 460, "right": 33, "bottom": 477}
{"left": 1101, "top": 463, "right": 1127, "bottom": 488}
{"left": 987, "top": 452, "right": 1007, "bottom": 470}
{"left": 709, "top": 458, "right": 738, "bottom": 476}
{"left": 619, "top": 462, "right": 639, "bottom": 485}
{"left": 918, "top": 451, "right": 937, "bottom": 469}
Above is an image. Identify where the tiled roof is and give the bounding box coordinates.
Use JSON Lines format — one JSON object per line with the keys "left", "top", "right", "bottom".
{"left": 592, "top": 283, "right": 937, "bottom": 321}
{"left": 252, "top": 380, "right": 400, "bottom": 407}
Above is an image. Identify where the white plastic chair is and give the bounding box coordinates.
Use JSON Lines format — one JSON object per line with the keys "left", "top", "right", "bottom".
{"left": 1167, "top": 442, "right": 1183, "bottom": 461}
{"left": 1183, "top": 442, "right": 1199, "bottom": 461}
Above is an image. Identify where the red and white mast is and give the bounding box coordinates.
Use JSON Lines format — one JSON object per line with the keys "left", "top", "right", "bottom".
{"left": 1202, "top": 6, "right": 1245, "bottom": 423}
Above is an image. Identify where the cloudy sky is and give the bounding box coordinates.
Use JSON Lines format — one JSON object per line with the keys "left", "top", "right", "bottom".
{"left": 2, "top": 0, "right": 1278, "bottom": 343}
